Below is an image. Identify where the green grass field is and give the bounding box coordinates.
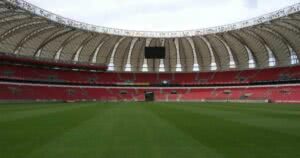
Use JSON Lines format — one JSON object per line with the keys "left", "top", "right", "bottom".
{"left": 1, "top": 102, "right": 300, "bottom": 158}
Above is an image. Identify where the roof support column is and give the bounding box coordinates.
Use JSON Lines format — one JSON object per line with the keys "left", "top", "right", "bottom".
{"left": 288, "top": 45, "right": 299, "bottom": 64}
{"left": 174, "top": 38, "right": 182, "bottom": 72}
{"left": 54, "top": 48, "right": 63, "bottom": 60}
{"left": 108, "top": 37, "right": 126, "bottom": 71}
{"left": 200, "top": 36, "right": 217, "bottom": 71}
{"left": 245, "top": 45, "right": 256, "bottom": 68}
{"left": 73, "top": 35, "right": 94, "bottom": 62}
{"left": 91, "top": 41, "right": 105, "bottom": 63}
{"left": 265, "top": 45, "right": 276, "bottom": 67}
{"left": 53, "top": 32, "right": 82, "bottom": 60}
{"left": 91, "top": 36, "right": 110, "bottom": 63}
{"left": 73, "top": 46, "right": 84, "bottom": 62}
{"left": 215, "top": 35, "right": 236, "bottom": 68}
{"left": 187, "top": 37, "right": 199, "bottom": 71}
{"left": 141, "top": 38, "right": 152, "bottom": 72}
{"left": 125, "top": 38, "right": 138, "bottom": 72}
{"left": 159, "top": 39, "right": 166, "bottom": 72}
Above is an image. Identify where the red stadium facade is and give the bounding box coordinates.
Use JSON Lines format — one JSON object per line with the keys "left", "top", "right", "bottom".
{"left": 1, "top": 54, "right": 300, "bottom": 103}
{"left": 0, "top": 1, "right": 300, "bottom": 103}
{"left": 1, "top": 82, "right": 300, "bottom": 103}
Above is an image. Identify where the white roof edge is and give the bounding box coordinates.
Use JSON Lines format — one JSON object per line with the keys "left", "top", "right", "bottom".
{"left": 5, "top": 0, "right": 300, "bottom": 38}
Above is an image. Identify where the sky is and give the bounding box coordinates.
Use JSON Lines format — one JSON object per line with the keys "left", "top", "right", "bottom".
{"left": 27, "top": 0, "right": 300, "bottom": 31}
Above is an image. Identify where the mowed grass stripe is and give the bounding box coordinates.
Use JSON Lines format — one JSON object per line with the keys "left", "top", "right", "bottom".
{"left": 26, "top": 103, "right": 122, "bottom": 158}
{"left": 0, "top": 102, "right": 113, "bottom": 158}
{"left": 146, "top": 103, "right": 300, "bottom": 158}
{"left": 27, "top": 103, "right": 221, "bottom": 158}
{"left": 161, "top": 102, "right": 300, "bottom": 137}
{"left": 202, "top": 103, "right": 300, "bottom": 117}
{"left": 0, "top": 102, "right": 71, "bottom": 112}
{"left": 0, "top": 102, "right": 96, "bottom": 122}
{"left": 1, "top": 102, "right": 300, "bottom": 158}
{"left": 165, "top": 102, "right": 300, "bottom": 124}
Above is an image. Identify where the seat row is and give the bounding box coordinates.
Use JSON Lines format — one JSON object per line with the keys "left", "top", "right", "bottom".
{"left": 1, "top": 82, "right": 299, "bottom": 103}
{"left": 1, "top": 64, "right": 300, "bottom": 85}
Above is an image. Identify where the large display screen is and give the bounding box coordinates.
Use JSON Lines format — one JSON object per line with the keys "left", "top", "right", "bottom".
{"left": 145, "top": 47, "right": 165, "bottom": 59}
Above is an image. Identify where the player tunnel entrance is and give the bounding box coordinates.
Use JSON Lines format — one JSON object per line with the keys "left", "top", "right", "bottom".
{"left": 145, "top": 92, "right": 155, "bottom": 102}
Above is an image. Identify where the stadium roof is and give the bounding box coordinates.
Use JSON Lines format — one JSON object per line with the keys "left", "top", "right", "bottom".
{"left": 0, "top": 0, "right": 300, "bottom": 72}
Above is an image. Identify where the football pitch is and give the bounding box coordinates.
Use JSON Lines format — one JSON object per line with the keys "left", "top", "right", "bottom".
{"left": 1, "top": 102, "right": 300, "bottom": 158}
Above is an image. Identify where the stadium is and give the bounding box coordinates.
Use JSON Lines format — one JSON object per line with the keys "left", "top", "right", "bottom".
{"left": 1, "top": 0, "right": 300, "bottom": 157}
